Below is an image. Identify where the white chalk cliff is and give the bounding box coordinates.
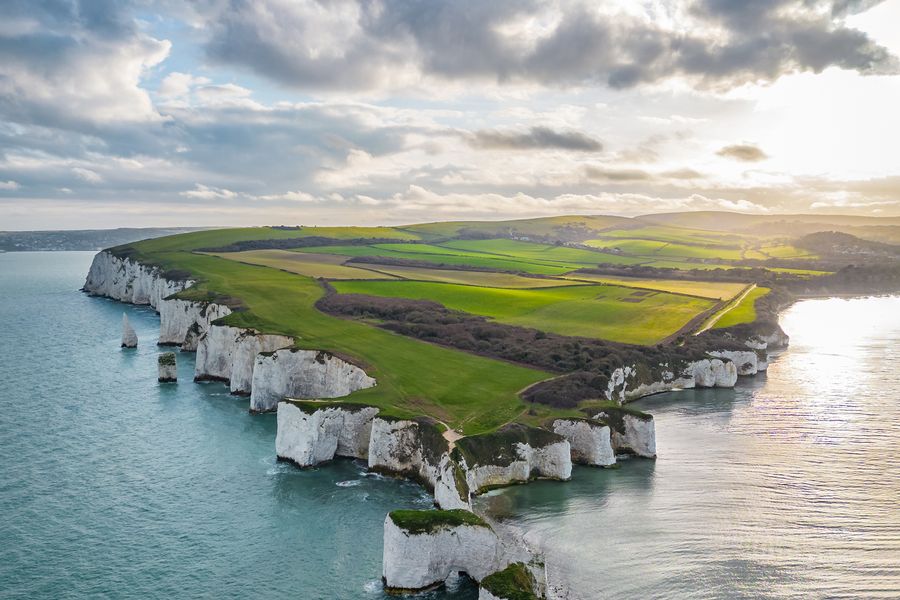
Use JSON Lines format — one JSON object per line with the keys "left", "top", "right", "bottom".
{"left": 250, "top": 348, "right": 376, "bottom": 412}
{"left": 457, "top": 429, "right": 572, "bottom": 494}
{"left": 158, "top": 298, "right": 232, "bottom": 347}
{"left": 275, "top": 401, "right": 378, "bottom": 466}
{"left": 367, "top": 417, "right": 445, "bottom": 488}
{"left": 552, "top": 419, "right": 615, "bottom": 467}
{"left": 382, "top": 513, "right": 506, "bottom": 591}
{"left": 84, "top": 251, "right": 189, "bottom": 309}
{"left": 194, "top": 324, "right": 293, "bottom": 394}
{"left": 594, "top": 412, "right": 657, "bottom": 458}
{"left": 121, "top": 313, "right": 138, "bottom": 348}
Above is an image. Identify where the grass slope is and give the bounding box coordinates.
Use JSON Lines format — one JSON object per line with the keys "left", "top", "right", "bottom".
{"left": 362, "top": 264, "right": 590, "bottom": 288}
{"left": 331, "top": 279, "right": 714, "bottom": 345}
{"left": 561, "top": 273, "right": 748, "bottom": 300}
{"left": 208, "top": 250, "right": 395, "bottom": 279}
{"left": 126, "top": 235, "right": 551, "bottom": 434}
{"left": 713, "top": 286, "right": 771, "bottom": 329}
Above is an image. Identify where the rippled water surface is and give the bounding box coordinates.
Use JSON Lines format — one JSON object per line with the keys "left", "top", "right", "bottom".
{"left": 3, "top": 252, "right": 898, "bottom": 599}
{"left": 0, "top": 252, "right": 475, "bottom": 599}
{"left": 481, "top": 295, "right": 900, "bottom": 599}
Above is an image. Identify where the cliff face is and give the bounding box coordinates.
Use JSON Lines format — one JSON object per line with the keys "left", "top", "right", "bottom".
{"left": 456, "top": 427, "right": 572, "bottom": 494}
{"left": 382, "top": 514, "right": 505, "bottom": 592}
{"left": 275, "top": 402, "right": 378, "bottom": 467}
{"left": 552, "top": 419, "right": 615, "bottom": 467}
{"left": 249, "top": 348, "right": 377, "bottom": 412}
{"left": 368, "top": 417, "right": 446, "bottom": 489}
{"left": 194, "top": 325, "right": 293, "bottom": 394}
{"left": 158, "top": 299, "right": 232, "bottom": 347}
{"left": 84, "top": 251, "right": 188, "bottom": 309}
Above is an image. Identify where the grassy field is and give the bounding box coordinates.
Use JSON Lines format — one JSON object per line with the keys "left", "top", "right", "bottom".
{"left": 208, "top": 250, "right": 396, "bottom": 279}
{"left": 331, "top": 279, "right": 714, "bottom": 344}
{"left": 713, "top": 286, "right": 771, "bottom": 329}
{"left": 400, "top": 215, "right": 631, "bottom": 240}
{"left": 293, "top": 244, "right": 582, "bottom": 275}
{"left": 126, "top": 236, "right": 553, "bottom": 434}
{"left": 596, "top": 224, "right": 752, "bottom": 246}
{"left": 113, "top": 217, "right": 812, "bottom": 433}
{"left": 362, "top": 264, "right": 590, "bottom": 288}
{"left": 561, "top": 273, "right": 748, "bottom": 300}
{"left": 586, "top": 238, "right": 746, "bottom": 260}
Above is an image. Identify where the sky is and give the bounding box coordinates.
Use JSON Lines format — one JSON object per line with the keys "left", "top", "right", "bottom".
{"left": 1, "top": 0, "right": 899, "bottom": 230}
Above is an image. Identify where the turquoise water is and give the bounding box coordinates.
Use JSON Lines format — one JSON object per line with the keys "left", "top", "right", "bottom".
{"left": 0, "top": 252, "right": 474, "bottom": 599}
{"left": 480, "top": 295, "right": 900, "bottom": 599}
{"left": 2, "top": 252, "right": 898, "bottom": 599}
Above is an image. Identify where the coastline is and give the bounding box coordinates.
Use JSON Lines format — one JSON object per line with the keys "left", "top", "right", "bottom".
{"left": 83, "top": 252, "right": 786, "bottom": 597}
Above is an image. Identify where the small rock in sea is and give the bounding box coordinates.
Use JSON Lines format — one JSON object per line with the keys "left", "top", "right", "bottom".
{"left": 158, "top": 352, "right": 177, "bottom": 383}
{"left": 121, "top": 314, "right": 138, "bottom": 348}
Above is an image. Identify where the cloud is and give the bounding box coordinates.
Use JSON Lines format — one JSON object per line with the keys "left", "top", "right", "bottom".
{"left": 0, "top": 0, "right": 170, "bottom": 131}
{"left": 469, "top": 126, "right": 603, "bottom": 151}
{"left": 584, "top": 167, "right": 652, "bottom": 182}
{"left": 0, "top": 180, "right": 19, "bottom": 190}
{"left": 180, "top": 184, "right": 240, "bottom": 200}
{"left": 196, "top": 0, "right": 898, "bottom": 91}
{"left": 71, "top": 167, "right": 103, "bottom": 183}
{"left": 717, "top": 144, "right": 769, "bottom": 162}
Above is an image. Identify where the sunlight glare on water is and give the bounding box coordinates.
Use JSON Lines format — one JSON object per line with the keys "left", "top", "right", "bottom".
{"left": 480, "top": 295, "right": 900, "bottom": 600}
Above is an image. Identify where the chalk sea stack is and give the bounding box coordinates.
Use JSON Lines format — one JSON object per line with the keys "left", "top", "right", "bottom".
{"left": 158, "top": 352, "right": 177, "bottom": 382}
{"left": 121, "top": 313, "right": 137, "bottom": 348}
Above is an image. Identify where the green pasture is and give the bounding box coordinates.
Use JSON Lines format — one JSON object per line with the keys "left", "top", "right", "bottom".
{"left": 207, "top": 250, "right": 395, "bottom": 280}
{"left": 713, "top": 286, "right": 771, "bottom": 329}
{"left": 331, "top": 279, "right": 714, "bottom": 345}
{"left": 561, "top": 273, "right": 748, "bottom": 300}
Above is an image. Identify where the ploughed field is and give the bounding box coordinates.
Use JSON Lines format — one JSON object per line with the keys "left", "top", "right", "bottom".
{"left": 118, "top": 216, "right": 826, "bottom": 433}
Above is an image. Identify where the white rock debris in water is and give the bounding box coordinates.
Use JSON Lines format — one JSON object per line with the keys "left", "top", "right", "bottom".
{"left": 158, "top": 352, "right": 177, "bottom": 383}
{"left": 249, "top": 348, "right": 376, "bottom": 412}
{"left": 382, "top": 514, "right": 506, "bottom": 591}
{"left": 120, "top": 313, "right": 137, "bottom": 348}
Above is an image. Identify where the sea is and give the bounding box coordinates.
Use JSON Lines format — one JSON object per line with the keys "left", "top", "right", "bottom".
{"left": 1, "top": 251, "right": 897, "bottom": 599}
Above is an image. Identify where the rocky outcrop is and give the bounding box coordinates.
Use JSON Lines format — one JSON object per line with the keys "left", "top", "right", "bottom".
{"left": 158, "top": 298, "right": 232, "bottom": 347}
{"left": 194, "top": 324, "right": 293, "bottom": 394}
{"left": 708, "top": 349, "right": 759, "bottom": 376}
{"left": 249, "top": 348, "right": 376, "bottom": 412}
{"left": 455, "top": 425, "right": 571, "bottom": 494}
{"left": 275, "top": 401, "right": 379, "bottom": 467}
{"left": 594, "top": 408, "right": 656, "bottom": 458}
{"left": 552, "top": 418, "right": 615, "bottom": 467}
{"left": 383, "top": 510, "right": 506, "bottom": 592}
{"left": 84, "top": 251, "right": 188, "bottom": 309}
{"left": 691, "top": 358, "right": 738, "bottom": 388}
{"left": 479, "top": 563, "right": 541, "bottom": 600}
{"left": 121, "top": 313, "right": 137, "bottom": 348}
{"left": 368, "top": 417, "right": 447, "bottom": 489}
{"left": 433, "top": 454, "right": 472, "bottom": 510}
{"left": 158, "top": 352, "right": 177, "bottom": 382}
{"left": 605, "top": 354, "right": 745, "bottom": 405}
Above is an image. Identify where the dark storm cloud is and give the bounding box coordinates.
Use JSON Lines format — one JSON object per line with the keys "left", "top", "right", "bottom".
{"left": 470, "top": 127, "right": 603, "bottom": 151}
{"left": 198, "top": 0, "right": 898, "bottom": 91}
{"left": 717, "top": 144, "right": 769, "bottom": 162}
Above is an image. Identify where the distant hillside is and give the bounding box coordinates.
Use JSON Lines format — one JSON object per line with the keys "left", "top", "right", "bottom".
{"left": 636, "top": 211, "right": 900, "bottom": 244}
{"left": 795, "top": 231, "right": 900, "bottom": 259}
{"left": 0, "top": 227, "right": 210, "bottom": 252}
